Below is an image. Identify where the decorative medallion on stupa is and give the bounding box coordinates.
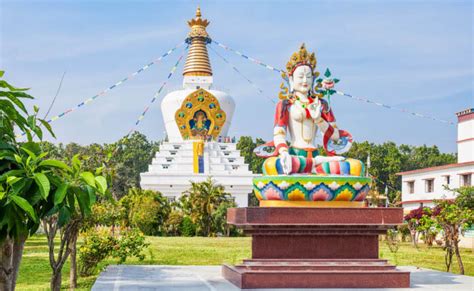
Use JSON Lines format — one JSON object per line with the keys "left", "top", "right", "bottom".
{"left": 140, "top": 8, "right": 255, "bottom": 206}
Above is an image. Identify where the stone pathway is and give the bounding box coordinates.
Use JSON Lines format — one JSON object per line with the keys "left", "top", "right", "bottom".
{"left": 92, "top": 265, "right": 473, "bottom": 291}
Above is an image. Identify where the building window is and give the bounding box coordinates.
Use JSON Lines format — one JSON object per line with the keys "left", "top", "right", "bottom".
{"left": 443, "top": 175, "right": 450, "bottom": 185}
{"left": 167, "top": 196, "right": 176, "bottom": 202}
{"left": 425, "top": 179, "right": 434, "bottom": 193}
{"left": 460, "top": 174, "right": 472, "bottom": 186}
{"left": 407, "top": 181, "right": 415, "bottom": 194}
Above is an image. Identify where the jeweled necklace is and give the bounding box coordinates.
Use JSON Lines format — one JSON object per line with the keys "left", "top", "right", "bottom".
{"left": 294, "top": 94, "right": 314, "bottom": 119}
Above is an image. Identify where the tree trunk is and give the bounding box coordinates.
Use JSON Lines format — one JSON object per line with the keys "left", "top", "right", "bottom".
{"left": 410, "top": 229, "right": 418, "bottom": 248}
{"left": 443, "top": 228, "right": 453, "bottom": 272}
{"left": 11, "top": 236, "right": 26, "bottom": 288}
{"left": 69, "top": 235, "right": 78, "bottom": 289}
{"left": 0, "top": 237, "right": 13, "bottom": 291}
{"left": 453, "top": 235, "right": 464, "bottom": 274}
{"left": 51, "top": 268, "right": 62, "bottom": 291}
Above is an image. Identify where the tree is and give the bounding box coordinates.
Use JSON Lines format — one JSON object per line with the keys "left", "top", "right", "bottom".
{"left": 120, "top": 188, "right": 170, "bottom": 235}
{"left": 404, "top": 206, "right": 431, "bottom": 248}
{"left": 180, "top": 177, "right": 233, "bottom": 236}
{"left": 0, "top": 71, "right": 56, "bottom": 291}
{"left": 236, "top": 136, "right": 265, "bottom": 174}
{"left": 110, "top": 132, "right": 160, "bottom": 199}
{"left": 41, "top": 155, "right": 107, "bottom": 291}
{"left": 212, "top": 199, "right": 237, "bottom": 236}
{"left": 433, "top": 186, "right": 473, "bottom": 274}
{"left": 164, "top": 209, "right": 184, "bottom": 236}
{"left": 347, "top": 141, "right": 456, "bottom": 203}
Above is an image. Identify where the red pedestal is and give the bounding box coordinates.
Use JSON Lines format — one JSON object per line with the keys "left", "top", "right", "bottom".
{"left": 222, "top": 207, "right": 410, "bottom": 289}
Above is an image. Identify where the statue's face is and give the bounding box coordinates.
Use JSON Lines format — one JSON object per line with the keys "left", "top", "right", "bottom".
{"left": 289, "top": 65, "right": 313, "bottom": 94}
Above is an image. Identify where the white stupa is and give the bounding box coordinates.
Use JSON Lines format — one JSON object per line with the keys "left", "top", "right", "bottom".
{"left": 140, "top": 8, "right": 256, "bottom": 206}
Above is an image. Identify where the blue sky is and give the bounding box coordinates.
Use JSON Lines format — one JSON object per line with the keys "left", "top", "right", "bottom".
{"left": 1, "top": 0, "right": 472, "bottom": 153}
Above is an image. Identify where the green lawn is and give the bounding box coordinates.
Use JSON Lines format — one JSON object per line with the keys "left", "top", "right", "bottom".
{"left": 17, "top": 235, "right": 473, "bottom": 290}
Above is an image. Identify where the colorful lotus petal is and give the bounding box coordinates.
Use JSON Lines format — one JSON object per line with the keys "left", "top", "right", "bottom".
{"left": 335, "top": 188, "right": 354, "bottom": 201}
{"left": 288, "top": 188, "right": 306, "bottom": 200}
{"left": 264, "top": 187, "right": 283, "bottom": 200}
{"left": 312, "top": 188, "right": 330, "bottom": 201}
{"left": 252, "top": 176, "right": 371, "bottom": 202}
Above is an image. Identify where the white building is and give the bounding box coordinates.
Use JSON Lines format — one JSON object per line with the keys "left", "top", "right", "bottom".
{"left": 398, "top": 108, "right": 473, "bottom": 211}
{"left": 140, "top": 8, "right": 256, "bottom": 206}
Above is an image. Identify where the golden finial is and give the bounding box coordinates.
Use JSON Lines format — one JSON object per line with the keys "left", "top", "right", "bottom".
{"left": 183, "top": 7, "right": 212, "bottom": 76}
{"left": 285, "top": 43, "right": 317, "bottom": 76}
{"left": 196, "top": 6, "right": 202, "bottom": 18}
{"left": 187, "top": 6, "right": 210, "bottom": 30}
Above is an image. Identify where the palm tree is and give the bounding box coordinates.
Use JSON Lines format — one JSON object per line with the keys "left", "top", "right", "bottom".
{"left": 182, "top": 177, "right": 231, "bottom": 236}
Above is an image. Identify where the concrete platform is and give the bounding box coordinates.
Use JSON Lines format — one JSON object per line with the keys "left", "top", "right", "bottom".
{"left": 92, "top": 265, "right": 473, "bottom": 290}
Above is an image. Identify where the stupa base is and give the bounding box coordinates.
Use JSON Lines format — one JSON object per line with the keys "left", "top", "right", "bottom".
{"left": 222, "top": 207, "right": 410, "bottom": 289}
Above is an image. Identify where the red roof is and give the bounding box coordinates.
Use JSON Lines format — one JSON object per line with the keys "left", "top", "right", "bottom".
{"left": 396, "top": 161, "right": 474, "bottom": 176}
{"left": 401, "top": 198, "right": 454, "bottom": 205}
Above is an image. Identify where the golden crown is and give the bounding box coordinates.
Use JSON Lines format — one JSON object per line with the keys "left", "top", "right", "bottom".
{"left": 285, "top": 43, "right": 317, "bottom": 76}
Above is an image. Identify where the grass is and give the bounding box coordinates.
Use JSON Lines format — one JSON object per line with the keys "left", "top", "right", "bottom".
{"left": 16, "top": 235, "right": 473, "bottom": 290}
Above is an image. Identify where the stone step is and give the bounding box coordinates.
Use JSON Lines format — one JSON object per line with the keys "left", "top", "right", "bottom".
{"left": 237, "top": 259, "right": 395, "bottom": 271}
{"left": 222, "top": 264, "right": 410, "bottom": 289}
{"left": 237, "top": 264, "right": 396, "bottom": 271}
{"left": 243, "top": 258, "right": 389, "bottom": 264}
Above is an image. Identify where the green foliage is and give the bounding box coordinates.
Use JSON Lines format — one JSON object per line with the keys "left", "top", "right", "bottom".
{"left": 212, "top": 200, "right": 238, "bottom": 237}
{"left": 403, "top": 187, "right": 474, "bottom": 274}
{"left": 112, "top": 228, "right": 147, "bottom": 264}
{"left": 86, "top": 200, "right": 124, "bottom": 228}
{"left": 39, "top": 132, "right": 160, "bottom": 199}
{"left": 163, "top": 210, "right": 183, "bottom": 236}
{"left": 179, "top": 177, "right": 235, "bottom": 237}
{"left": 179, "top": 216, "right": 197, "bottom": 237}
{"left": 78, "top": 227, "right": 148, "bottom": 276}
{"left": 119, "top": 188, "right": 171, "bottom": 235}
{"left": 0, "top": 72, "right": 55, "bottom": 242}
{"left": 0, "top": 71, "right": 108, "bottom": 290}
{"left": 0, "top": 71, "right": 53, "bottom": 145}
{"left": 236, "top": 136, "right": 265, "bottom": 174}
{"left": 346, "top": 141, "right": 455, "bottom": 203}
{"left": 397, "top": 224, "right": 411, "bottom": 242}
{"left": 78, "top": 228, "right": 115, "bottom": 276}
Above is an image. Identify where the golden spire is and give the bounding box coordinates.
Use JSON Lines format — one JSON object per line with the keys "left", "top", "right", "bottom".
{"left": 183, "top": 7, "right": 213, "bottom": 77}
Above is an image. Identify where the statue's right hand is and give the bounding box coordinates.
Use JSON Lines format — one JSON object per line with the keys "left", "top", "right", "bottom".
{"left": 279, "top": 151, "right": 292, "bottom": 175}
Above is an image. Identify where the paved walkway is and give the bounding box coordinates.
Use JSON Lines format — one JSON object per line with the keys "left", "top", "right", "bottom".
{"left": 92, "top": 265, "right": 473, "bottom": 291}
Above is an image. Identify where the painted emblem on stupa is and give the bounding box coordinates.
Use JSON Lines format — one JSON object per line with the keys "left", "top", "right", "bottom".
{"left": 175, "top": 88, "right": 226, "bottom": 140}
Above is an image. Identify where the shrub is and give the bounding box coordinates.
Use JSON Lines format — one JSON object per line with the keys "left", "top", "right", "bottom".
{"left": 112, "top": 228, "right": 148, "bottom": 264}
{"left": 180, "top": 216, "right": 196, "bottom": 237}
{"left": 164, "top": 210, "right": 184, "bottom": 236}
{"left": 79, "top": 228, "right": 115, "bottom": 276}
{"left": 78, "top": 227, "right": 148, "bottom": 276}
{"left": 120, "top": 188, "right": 171, "bottom": 235}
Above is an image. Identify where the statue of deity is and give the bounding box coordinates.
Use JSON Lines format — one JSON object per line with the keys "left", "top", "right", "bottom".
{"left": 253, "top": 44, "right": 370, "bottom": 205}
{"left": 256, "top": 44, "right": 357, "bottom": 176}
